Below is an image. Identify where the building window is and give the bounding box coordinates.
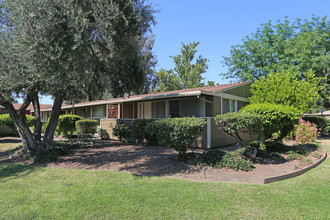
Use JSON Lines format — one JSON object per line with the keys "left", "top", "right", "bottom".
{"left": 222, "top": 99, "right": 237, "bottom": 114}
{"left": 92, "top": 105, "right": 106, "bottom": 118}
{"left": 169, "top": 100, "right": 180, "bottom": 117}
{"left": 152, "top": 101, "right": 166, "bottom": 118}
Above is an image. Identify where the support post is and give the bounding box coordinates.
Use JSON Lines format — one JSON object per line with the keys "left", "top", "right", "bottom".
{"left": 207, "top": 117, "right": 211, "bottom": 149}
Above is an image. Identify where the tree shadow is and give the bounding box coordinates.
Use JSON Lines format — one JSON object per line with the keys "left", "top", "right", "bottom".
{"left": 37, "top": 140, "right": 193, "bottom": 177}
{"left": 0, "top": 164, "right": 36, "bottom": 180}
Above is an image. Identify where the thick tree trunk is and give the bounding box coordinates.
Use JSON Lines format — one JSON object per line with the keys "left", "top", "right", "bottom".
{"left": 32, "top": 95, "right": 42, "bottom": 143}
{"left": 2, "top": 102, "right": 37, "bottom": 153}
{"left": 42, "top": 95, "right": 64, "bottom": 148}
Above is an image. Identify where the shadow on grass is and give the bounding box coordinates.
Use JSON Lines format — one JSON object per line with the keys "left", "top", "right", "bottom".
{"left": 0, "top": 164, "right": 36, "bottom": 180}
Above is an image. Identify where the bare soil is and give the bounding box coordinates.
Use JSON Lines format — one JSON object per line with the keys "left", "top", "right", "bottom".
{"left": 0, "top": 137, "right": 324, "bottom": 184}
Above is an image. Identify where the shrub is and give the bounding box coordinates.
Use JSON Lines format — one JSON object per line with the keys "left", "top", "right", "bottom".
{"left": 76, "top": 119, "right": 98, "bottom": 138}
{"left": 215, "top": 112, "right": 263, "bottom": 146}
{"left": 302, "top": 116, "right": 327, "bottom": 135}
{"left": 147, "top": 117, "right": 206, "bottom": 161}
{"left": 113, "top": 122, "right": 131, "bottom": 142}
{"left": 0, "top": 114, "right": 34, "bottom": 134}
{"left": 197, "top": 149, "right": 253, "bottom": 171}
{"left": 57, "top": 114, "right": 82, "bottom": 138}
{"left": 130, "top": 119, "right": 155, "bottom": 144}
{"left": 241, "top": 103, "right": 301, "bottom": 141}
{"left": 295, "top": 118, "right": 319, "bottom": 143}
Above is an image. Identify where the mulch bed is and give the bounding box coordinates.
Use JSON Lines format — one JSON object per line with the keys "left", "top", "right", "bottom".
{"left": 0, "top": 137, "right": 324, "bottom": 184}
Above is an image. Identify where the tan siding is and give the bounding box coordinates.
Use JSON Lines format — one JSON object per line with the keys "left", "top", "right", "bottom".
{"left": 213, "top": 97, "right": 221, "bottom": 116}
{"left": 223, "top": 83, "right": 251, "bottom": 98}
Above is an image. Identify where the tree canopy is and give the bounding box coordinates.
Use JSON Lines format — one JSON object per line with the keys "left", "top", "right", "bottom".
{"left": 249, "top": 70, "right": 323, "bottom": 113}
{"left": 155, "top": 42, "right": 212, "bottom": 92}
{"left": 222, "top": 16, "right": 330, "bottom": 108}
{"left": 0, "top": 0, "right": 156, "bottom": 153}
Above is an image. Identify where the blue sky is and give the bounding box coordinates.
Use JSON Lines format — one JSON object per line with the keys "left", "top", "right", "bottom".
{"left": 37, "top": 0, "right": 329, "bottom": 104}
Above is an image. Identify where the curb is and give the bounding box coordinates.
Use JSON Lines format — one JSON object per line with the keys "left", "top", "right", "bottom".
{"left": 264, "top": 144, "right": 327, "bottom": 184}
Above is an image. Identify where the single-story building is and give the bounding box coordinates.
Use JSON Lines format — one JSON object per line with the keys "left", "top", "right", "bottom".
{"left": 39, "top": 81, "right": 253, "bottom": 148}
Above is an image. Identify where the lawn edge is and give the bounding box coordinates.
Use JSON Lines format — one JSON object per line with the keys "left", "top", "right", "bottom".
{"left": 264, "top": 144, "right": 327, "bottom": 184}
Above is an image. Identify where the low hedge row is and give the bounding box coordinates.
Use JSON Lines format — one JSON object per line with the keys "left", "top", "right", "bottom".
{"left": 113, "top": 117, "right": 206, "bottom": 161}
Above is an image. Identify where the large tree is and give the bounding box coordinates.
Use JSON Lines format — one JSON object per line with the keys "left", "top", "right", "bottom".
{"left": 155, "top": 42, "right": 211, "bottom": 92}
{"left": 0, "top": 0, "right": 156, "bottom": 153}
{"left": 222, "top": 16, "right": 330, "bottom": 108}
{"left": 249, "top": 70, "right": 323, "bottom": 113}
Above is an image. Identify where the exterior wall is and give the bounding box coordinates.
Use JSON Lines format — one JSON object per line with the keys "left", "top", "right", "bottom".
{"left": 213, "top": 97, "right": 221, "bottom": 116}
{"left": 223, "top": 83, "right": 252, "bottom": 98}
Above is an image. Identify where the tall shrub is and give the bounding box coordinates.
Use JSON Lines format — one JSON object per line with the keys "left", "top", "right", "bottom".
{"left": 242, "top": 103, "right": 301, "bottom": 141}
{"left": 113, "top": 122, "right": 131, "bottom": 142}
{"left": 146, "top": 117, "right": 206, "bottom": 161}
{"left": 130, "top": 119, "right": 156, "bottom": 144}
{"left": 57, "top": 114, "right": 82, "bottom": 138}
{"left": 76, "top": 119, "right": 98, "bottom": 138}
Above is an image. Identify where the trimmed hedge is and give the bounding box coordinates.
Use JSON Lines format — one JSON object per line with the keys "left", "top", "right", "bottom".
{"left": 302, "top": 116, "right": 327, "bottom": 134}
{"left": 0, "top": 114, "right": 34, "bottom": 134}
{"left": 130, "top": 119, "right": 156, "bottom": 144}
{"left": 76, "top": 119, "right": 98, "bottom": 138}
{"left": 113, "top": 122, "right": 130, "bottom": 142}
{"left": 241, "top": 103, "right": 301, "bottom": 141}
{"left": 57, "top": 114, "right": 82, "bottom": 138}
{"left": 146, "top": 117, "right": 206, "bottom": 161}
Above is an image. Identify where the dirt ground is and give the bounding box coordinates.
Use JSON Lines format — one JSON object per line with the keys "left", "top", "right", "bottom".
{"left": 0, "top": 137, "right": 325, "bottom": 184}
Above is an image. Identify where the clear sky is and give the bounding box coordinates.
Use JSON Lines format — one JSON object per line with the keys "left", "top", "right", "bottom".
{"left": 35, "top": 0, "right": 329, "bottom": 104}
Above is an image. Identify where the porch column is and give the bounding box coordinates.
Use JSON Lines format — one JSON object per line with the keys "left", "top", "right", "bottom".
{"left": 207, "top": 117, "right": 211, "bottom": 148}
{"left": 165, "top": 100, "right": 169, "bottom": 118}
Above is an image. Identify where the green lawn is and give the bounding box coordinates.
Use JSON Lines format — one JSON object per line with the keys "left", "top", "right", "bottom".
{"left": 0, "top": 140, "right": 329, "bottom": 219}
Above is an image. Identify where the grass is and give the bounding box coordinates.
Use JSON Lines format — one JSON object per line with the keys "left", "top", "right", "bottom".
{"left": 0, "top": 140, "right": 329, "bottom": 219}
{"left": 0, "top": 142, "right": 21, "bottom": 153}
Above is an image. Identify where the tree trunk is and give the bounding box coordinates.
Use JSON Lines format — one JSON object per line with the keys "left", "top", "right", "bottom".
{"left": 32, "top": 95, "right": 42, "bottom": 143}
{"left": 2, "top": 102, "right": 37, "bottom": 153}
{"left": 43, "top": 95, "right": 64, "bottom": 148}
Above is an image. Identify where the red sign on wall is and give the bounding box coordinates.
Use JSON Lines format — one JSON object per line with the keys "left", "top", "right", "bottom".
{"left": 108, "top": 105, "right": 118, "bottom": 118}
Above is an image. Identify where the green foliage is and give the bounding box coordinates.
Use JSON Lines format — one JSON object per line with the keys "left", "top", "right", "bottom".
{"left": 31, "top": 140, "right": 93, "bottom": 162}
{"left": 222, "top": 16, "right": 330, "bottom": 109}
{"left": 286, "top": 151, "right": 303, "bottom": 161}
{"left": 147, "top": 117, "right": 206, "bottom": 161}
{"left": 113, "top": 122, "right": 131, "bottom": 143}
{"left": 302, "top": 116, "right": 328, "bottom": 134}
{"left": 249, "top": 71, "right": 323, "bottom": 112}
{"left": 197, "top": 149, "right": 253, "bottom": 171}
{"left": 295, "top": 118, "right": 319, "bottom": 143}
{"left": 76, "top": 119, "right": 98, "bottom": 138}
{"left": 0, "top": 114, "right": 34, "bottom": 132}
{"left": 130, "top": 119, "right": 156, "bottom": 144}
{"left": 242, "top": 103, "right": 301, "bottom": 141}
{"left": 215, "top": 112, "right": 263, "bottom": 147}
{"left": 57, "top": 115, "right": 82, "bottom": 138}
{"left": 156, "top": 42, "right": 209, "bottom": 92}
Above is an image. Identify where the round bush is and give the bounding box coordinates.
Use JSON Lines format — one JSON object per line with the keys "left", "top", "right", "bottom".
{"left": 0, "top": 114, "right": 34, "bottom": 133}
{"left": 301, "top": 116, "right": 328, "bottom": 134}
{"left": 76, "top": 119, "right": 98, "bottom": 138}
{"left": 57, "top": 114, "right": 82, "bottom": 138}
{"left": 241, "top": 103, "right": 301, "bottom": 141}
